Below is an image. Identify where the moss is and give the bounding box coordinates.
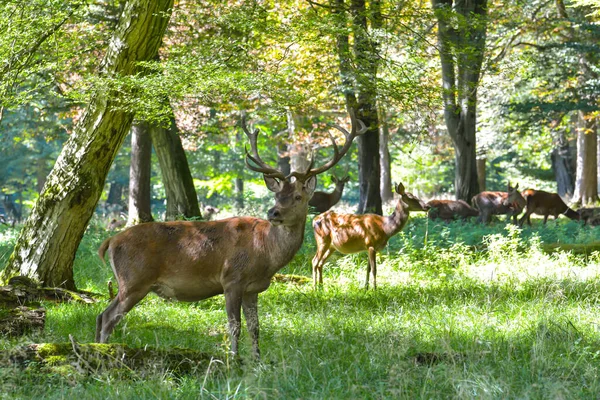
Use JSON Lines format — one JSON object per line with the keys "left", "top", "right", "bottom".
{"left": 36, "top": 343, "right": 72, "bottom": 358}
{"left": 44, "top": 355, "right": 68, "bottom": 366}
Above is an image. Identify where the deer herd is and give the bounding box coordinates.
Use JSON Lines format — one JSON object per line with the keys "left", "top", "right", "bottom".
{"left": 95, "top": 111, "right": 599, "bottom": 358}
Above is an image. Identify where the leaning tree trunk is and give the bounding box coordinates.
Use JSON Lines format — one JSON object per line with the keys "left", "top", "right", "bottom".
{"left": 127, "top": 122, "right": 154, "bottom": 226}
{"left": 572, "top": 112, "right": 598, "bottom": 205}
{"left": 150, "top": 115, "right": 201, "bottom": 221}
{"left": 432, "top": 0, "right": 487, "bottom": 202}
{"left": 1, "top": 0, "right": 174, "bottom": 289}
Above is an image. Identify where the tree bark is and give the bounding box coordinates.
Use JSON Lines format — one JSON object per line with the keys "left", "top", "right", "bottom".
{"left": 572, "top": 112, "right": 598, "bottom": 205}
{"left": 127, "top": 122, "right": 154, "bottom": 225}
{"left": 432, "top": 0, "right": 487, "bottom": 201}
{"left": 106, "top": 181, "right": 124, "bottom": 206}
{"left": 551, "top": 133, "right": 575, "bottom": 198}
{"left": 379, "top": 108, "right": 393, "bottom": 203}
{"left": 150, "top": 115, "right": 201, "bottom": 221}
{"left": 1, "top": 0, "right": 174, "bottom": 289}
{"left": 476, "top": 157, "right": 486, "bottom": 192}
{"left": 333, "top": 0, "right": 382, "bottom": 214}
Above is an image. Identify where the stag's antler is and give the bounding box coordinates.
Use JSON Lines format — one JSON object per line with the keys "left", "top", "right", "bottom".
{"left": 241, "top": 113, "right": 286, "bottom": 180}
{"left": 290, "top": 108, "right": 366, "bottom": 182}
{"left": 242, "top": 109, "right": 366, "bottom": 182}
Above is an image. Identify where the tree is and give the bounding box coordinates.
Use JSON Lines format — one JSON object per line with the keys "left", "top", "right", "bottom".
{"left": 333, "top": 0, "right": 383, "bottom": 214}
{"left": 127, "top": 122, "right": 154, "bottom": 225}
{"left": 432, "top": 0, "right": 488, "bottom": 201}
{"left": 1, "top": 0, "right": 174, "bottom": 289}
{"left": 150, "top": 113, "right": 202, "bottom": 220}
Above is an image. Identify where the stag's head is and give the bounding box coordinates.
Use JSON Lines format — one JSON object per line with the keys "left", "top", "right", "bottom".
{"left": 332, "top": 175, "right": 350, "bottom": 188}
{"left": 242, "top": 110, "right": 366, "bottom": 227}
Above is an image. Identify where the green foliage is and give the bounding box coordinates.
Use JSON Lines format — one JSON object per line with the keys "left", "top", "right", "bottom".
{"left": 2, "top": 214, "right": 600, "bottom": 398}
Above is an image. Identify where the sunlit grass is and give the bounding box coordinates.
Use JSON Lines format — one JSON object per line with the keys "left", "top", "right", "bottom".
{"left": 1, "top": 216, "right": 600, "bottom": 398}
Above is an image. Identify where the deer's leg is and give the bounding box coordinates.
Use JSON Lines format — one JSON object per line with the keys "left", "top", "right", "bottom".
{"left": 368, "top": 247, "right": 377, "bottom": 290}
{"left": 224, "top": 289, "right": 243, "bottom": 356}
{"left": 519, "top": 210, "right": 532, "bottom": 227}
{"left": 96, "top": 288, "right": 148, "bottom": 343}
{"left": 242, "top": 292, "right": 260, "bottom": 359}
{"left": 543, "top": 214, "right": 549, "bottom": 224}
{"left": 312, "top": 235, "right": 332, "bottom": 286}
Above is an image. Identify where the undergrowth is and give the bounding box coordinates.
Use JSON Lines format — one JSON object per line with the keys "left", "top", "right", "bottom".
{"left": 1, "top": 216, "right": 600, "bottom": 399}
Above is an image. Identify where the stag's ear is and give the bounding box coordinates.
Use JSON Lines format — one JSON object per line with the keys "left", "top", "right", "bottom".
{"left": 264, "top": 176, "right": 284, "bottom": 193}
{"left": 514, "top": 183, "right": 519, "bottom": 190}
{"left": 303, "top": 176, "right": 317, "bottom": 196}
{"left": 395, "top": 182, "right": 406, "bottom": 195}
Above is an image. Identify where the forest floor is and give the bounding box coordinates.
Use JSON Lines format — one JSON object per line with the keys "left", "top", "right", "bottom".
{"left": 1, "top": 215, "right": 600, "bottom": 399}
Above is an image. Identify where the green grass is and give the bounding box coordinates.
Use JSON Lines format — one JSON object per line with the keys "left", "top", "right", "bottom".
{"left": 1, "top": 216, "right": 600, "bottom": 399}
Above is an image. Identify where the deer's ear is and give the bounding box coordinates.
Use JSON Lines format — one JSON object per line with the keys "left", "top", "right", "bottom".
{"left": 395, "top": 182, "right": 406, "bottom": 195}
{"left": 514, "top": 183, "right": 519, "bottom": 190}
{"left": 304, "top": 176, "right": 317, "bottom": 196}
{"left": 264, "top": 176, "right": 283, "bottom": 192}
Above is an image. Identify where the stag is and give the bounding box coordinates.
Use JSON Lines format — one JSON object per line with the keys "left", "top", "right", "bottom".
{"left": 472, "top": 183, "right": 526, "bottom": 224}
{"left": 518, "top": 189, "right": 580, "bottom": 226}
{"left": 311, "top": 183, "right": 429, "bottom": 289}
{"left": 95, "top": 111, "right": 366, "bottom": 358}
{"left": 308, "top": 175, "right": 350, "bottom": 213}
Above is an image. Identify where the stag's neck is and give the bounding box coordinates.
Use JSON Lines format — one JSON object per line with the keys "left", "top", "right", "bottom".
{"left": 264, "top": 216, "right": 307, "bottom": 275}
{"left": 564, "top": 207, "right": 580, "bottom": 221}
{"left": 383, "top": 203, "right": 409, "bottom": 237}
{"left": 330, "top": 185, "right": 344, "bottom": 204}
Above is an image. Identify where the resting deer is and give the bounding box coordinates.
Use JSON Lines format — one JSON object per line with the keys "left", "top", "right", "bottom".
{"left": 427, "top": 199, "right": 479, "bottom": 222}
{"left": 517, "top": 189, "right": 580, "bottom": 226}
{"left": 311, "top": 183, "right": 429, "bottom": 289}
{"left": 472, "top": 183, "right": 526, "bottom": 224}
{"left": 308, "top": 175, "right": 350, "bottom": 213}
{"left": 95, "top": 111, "right": 366, "bottom": 358}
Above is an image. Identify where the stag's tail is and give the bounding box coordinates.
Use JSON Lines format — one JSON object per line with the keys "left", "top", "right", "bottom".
{"left": 98, "top": 237, "right": 111, "bottom": 262}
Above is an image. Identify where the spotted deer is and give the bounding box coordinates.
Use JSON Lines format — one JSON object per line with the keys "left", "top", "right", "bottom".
{"left": 311, "top": 183, "right": 429, "bottom": 289}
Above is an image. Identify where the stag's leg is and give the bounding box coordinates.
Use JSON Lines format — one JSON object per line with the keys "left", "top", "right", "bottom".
{"left": 242, "top": 292, "right": 260, "bottom": 359}
{"left": 96, "top": 288, "right": 148, "bottom": 343}
{"left": 368, "top": 247, "right": 377, "bottom": 290}
{"left": 519, "top": 210, "right": 532, "bottom": 227}
{"left": 312, "top": 234, "right": 333, "bottom": 286}
{"left": 224, "top": 289, "right": 243, "bottom": 356}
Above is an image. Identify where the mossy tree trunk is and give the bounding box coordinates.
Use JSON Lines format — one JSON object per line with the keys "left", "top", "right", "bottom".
{"left": 1, "top": 0, "right": 174, "bottom": 289}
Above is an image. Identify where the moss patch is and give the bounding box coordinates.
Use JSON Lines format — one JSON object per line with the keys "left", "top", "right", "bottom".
{"left": 1, "top": 341, "right": 218, "bottom": 377}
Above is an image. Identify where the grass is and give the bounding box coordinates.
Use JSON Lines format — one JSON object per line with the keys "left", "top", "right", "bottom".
{"left": 1, "top": 215, "right": 600, "bottom": 399}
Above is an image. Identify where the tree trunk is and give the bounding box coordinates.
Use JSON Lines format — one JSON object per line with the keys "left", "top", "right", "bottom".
{"left": 333, "top": 0, "right": 382, "bottom": 214}
{"left": 572, "top": 112, "right": 598, "bottom": 205}
{"left": 234, "top": 178, "right": 244, "bottom": 210}
{"left": 127, "top": 122, "right": 154, "bottom": 225}
{"left": 551, "top": 133, "right": 575, "bottom": 198}
{"left": 1, "top": 0, "right": 174, "bottom": 289}
{"left": 379, "top": 109, "right": 393, "bottom": 203}
{"left": 106, "top": 181, "right": 124, "bottom": 206}
{"left": 432, "top": 0, "right": 487, "bottom": 202}
{"left": 287, "top": 110, "right": 310, "bottom": 173}
{"left": 150, "top": 115, "right": 201, "bottom": 221}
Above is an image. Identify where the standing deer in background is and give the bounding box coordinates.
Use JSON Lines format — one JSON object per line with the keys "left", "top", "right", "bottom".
{"left": 472, "top": 183, "right": 526, "bottom": 224}
{"left": 308, "top": 175, "right": 350, "bottom": 213}
{"left": 517, "top": 189, "right": 580, "bottom": 226}
{"left": 312, "top": 183, "right": 429, "bottom": 289}
{"left": 95, "top": 111, "right": 366, "bottom": 358}
{"left": 426, "top": 199, "right": 479, "bottom": 222}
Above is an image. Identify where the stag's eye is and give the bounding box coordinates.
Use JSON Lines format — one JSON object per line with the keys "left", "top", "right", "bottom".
{"left": 295, "top": 195, "right": 302, "bottom": 201}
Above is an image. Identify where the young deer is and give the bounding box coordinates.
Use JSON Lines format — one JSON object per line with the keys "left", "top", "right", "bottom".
{"left": 311, "top": 183, "right": 429, "bottom": 289}
{"left": 95, "top": 111, "right": 366, "bottom": 358}
{"left": 308, "top": 175, "right": 350, "bottom": 213}
{"left": 472, "top": 183, "right": 526, "bottom": 224}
